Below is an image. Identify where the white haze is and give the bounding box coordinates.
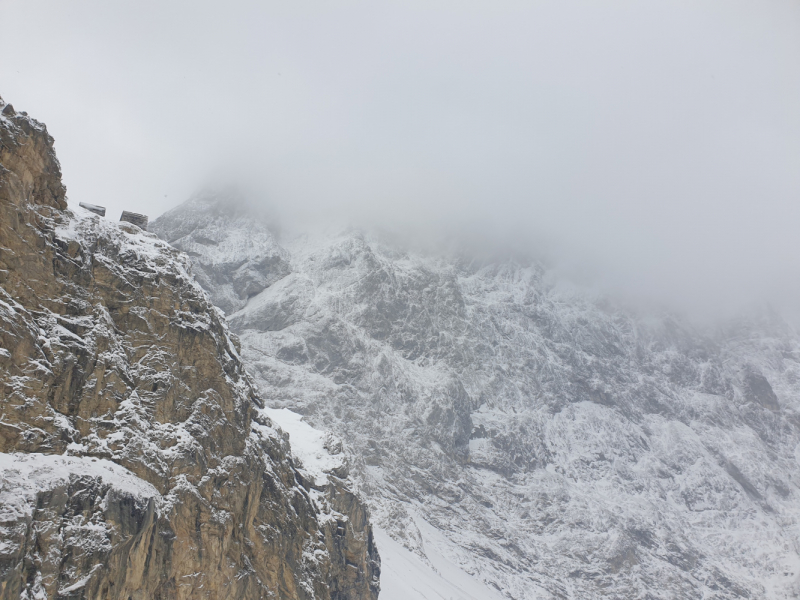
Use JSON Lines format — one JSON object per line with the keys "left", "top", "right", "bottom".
{"left": 2, "top": 0, "right": 799, "bottom": 318}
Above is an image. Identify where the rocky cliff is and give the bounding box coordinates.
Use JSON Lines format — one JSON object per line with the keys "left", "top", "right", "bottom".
{"left": 0, "top": 96, "right": 379, "bottom": 600}
{"left": 154, "top": 195, "right": 800, "bottom": 599}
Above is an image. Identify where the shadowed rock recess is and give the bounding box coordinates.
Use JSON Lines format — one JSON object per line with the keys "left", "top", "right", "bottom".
{"left": 0, "top": 96, "right": 379, "bottom": 599}
{"left": 153, "top": 192, "right": 800, "bottom": 599}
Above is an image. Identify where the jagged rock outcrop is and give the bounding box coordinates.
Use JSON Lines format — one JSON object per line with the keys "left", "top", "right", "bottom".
{"left": 0, "top": 96, "right": 379, "bottom": 600}
{"left": 154, "top": 194, "right": 800, "bottom": 599}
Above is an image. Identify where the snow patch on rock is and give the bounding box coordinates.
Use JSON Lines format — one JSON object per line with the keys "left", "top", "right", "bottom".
{"left": 0, "top": 452, "right": 159, "bottom": 522}
{"left": 261, "top": 407, "right": 345, "bottom": 486}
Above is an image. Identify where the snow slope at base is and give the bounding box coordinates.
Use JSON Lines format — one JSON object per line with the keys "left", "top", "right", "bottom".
{"left": 262, "top": 405, "right": 514, "bottom": 599}
{"left": 375, "top": 518, "right": 508, "bottom": 600}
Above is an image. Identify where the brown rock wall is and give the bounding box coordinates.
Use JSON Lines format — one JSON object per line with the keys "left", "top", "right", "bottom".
{"left": 0, "top": 96, "right": 379, "bottom": 600}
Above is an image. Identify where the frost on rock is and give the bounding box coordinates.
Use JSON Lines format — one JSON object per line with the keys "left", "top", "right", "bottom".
{"left": 155, "top": 192, "right": 800, "bottom": 600}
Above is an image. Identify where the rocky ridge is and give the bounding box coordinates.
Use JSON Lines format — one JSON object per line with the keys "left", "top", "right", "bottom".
{"left": 0, "top": 97, "right": 379, "bottom": 599}
{"left": 153, "top": 195, "right": 800, "bottom": 599}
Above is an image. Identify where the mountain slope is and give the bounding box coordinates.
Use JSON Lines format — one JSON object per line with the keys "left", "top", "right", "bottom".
{"left": 0, "top": 97, "right": 379, "bottom": 600}
{"left": 153, "top": 195, "right": 800, "bottom": 599}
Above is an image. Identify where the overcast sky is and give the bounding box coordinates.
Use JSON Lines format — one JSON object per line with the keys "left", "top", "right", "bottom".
{"left": 2, "top": 0, "right": 799, "bottom": 317}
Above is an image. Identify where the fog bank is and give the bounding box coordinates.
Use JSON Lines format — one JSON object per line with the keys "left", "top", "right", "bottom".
{"left": 2, "top": 0, "right": 799, "bottom": 317}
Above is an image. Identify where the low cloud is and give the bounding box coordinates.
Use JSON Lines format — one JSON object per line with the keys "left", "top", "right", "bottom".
{"left": 2, "top": 0, "right": 799, "bottom": 318}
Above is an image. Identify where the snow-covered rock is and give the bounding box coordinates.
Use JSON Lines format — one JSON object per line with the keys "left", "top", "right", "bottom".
{"left": 0, "top": 97, "right": 379, "bottom": 600}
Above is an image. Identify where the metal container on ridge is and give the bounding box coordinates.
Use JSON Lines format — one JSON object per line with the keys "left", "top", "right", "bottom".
{"left": 120, "top": 211, "right": 149, "bottom": 229}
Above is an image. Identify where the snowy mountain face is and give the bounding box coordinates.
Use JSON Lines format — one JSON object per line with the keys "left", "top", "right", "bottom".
{"left": 153, "top": 197, "right": 800, "bottom": 599}
{"left": 152, "top": 190, "right": 291, "bottom": 315}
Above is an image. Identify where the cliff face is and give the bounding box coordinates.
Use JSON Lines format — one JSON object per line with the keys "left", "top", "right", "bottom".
{"left": 154, "top": 194, "right": 800, "bottom": 599}
{"left": 0, "top": 97, "right": 379, "bottom": 600}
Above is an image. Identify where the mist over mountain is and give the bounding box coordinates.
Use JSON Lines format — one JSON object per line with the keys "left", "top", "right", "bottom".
{"left": 2, "top": 0, "right": 799, "bottom": 319}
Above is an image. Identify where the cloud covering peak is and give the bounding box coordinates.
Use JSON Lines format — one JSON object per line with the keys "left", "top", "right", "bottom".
{"left": 2, "top": 0, "right": 799, "bottom": 316}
